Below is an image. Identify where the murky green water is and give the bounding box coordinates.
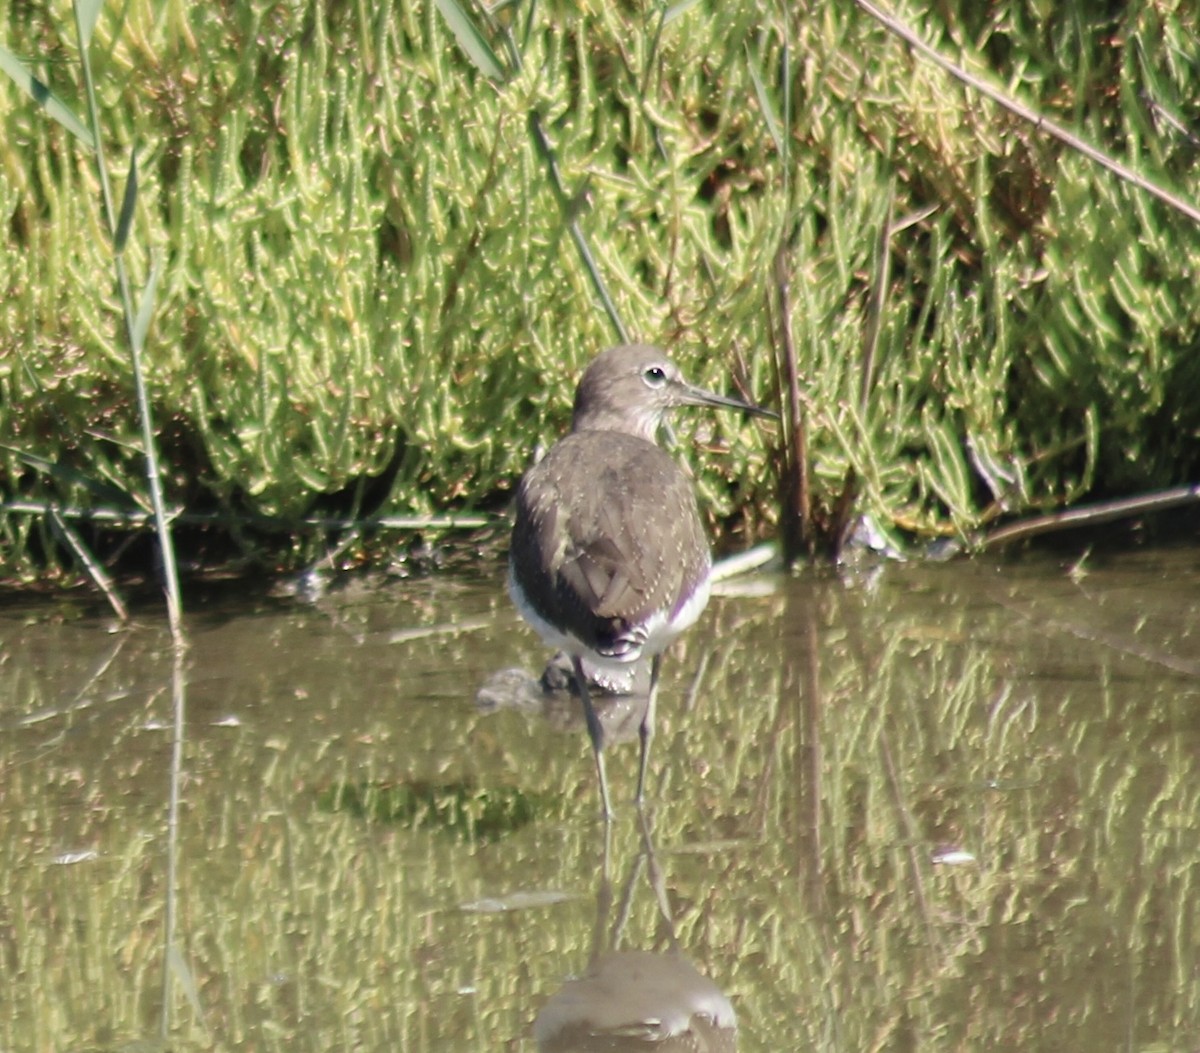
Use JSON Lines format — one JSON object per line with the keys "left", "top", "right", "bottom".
{"left": 2, "top": 548, "right": 1199, "bottom": 1051}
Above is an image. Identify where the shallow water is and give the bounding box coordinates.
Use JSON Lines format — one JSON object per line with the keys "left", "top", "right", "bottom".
{"left": 2, "top": 548, "right": 1199, "bottom": 1051}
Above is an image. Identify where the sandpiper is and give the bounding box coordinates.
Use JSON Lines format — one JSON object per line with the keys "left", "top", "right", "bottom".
{"left": 508, "top": 344, "right": 774, "bottom": 817}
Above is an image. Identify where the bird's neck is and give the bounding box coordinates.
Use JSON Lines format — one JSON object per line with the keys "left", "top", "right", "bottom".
{"left": 571, "top": 411, "right": 663, "bottom": 444}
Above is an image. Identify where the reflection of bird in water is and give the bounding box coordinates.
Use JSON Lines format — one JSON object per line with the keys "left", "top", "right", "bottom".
{"left": 534, "top": 949, "right": 736, "bottom": 1052}
{"left": 533, "top": 814, "right": 737, "bottom": 1052}
{"left": 476, "top": 653, "right": 651, "bottom": 746}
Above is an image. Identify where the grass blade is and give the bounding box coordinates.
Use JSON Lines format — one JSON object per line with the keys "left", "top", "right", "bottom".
{"left": 664, "top": 0, "right": 704, "bottom": 26}
{"left": 746, "top": 44, "right": 784, "bottom": 158}
{"left": 433, "top": 0, "right": 506, "bottom": 83}
{"left": 167, "top": 945, "right": 206, "bottom": 1022}
{"left": 132, "top": 255, "right": 164, "bottom": 353}
{"left": 528, "top": 110, "right": 629, "bottom": 343}
{"left": 0, "top": 443, "right": 134, "bottom": 505}
{"left": 47, "top": 506, "right": 130, "bottom": 622}
{"left": 75, "top": 0, "right": 105, "bottom": 48}
{"left": 114, "top": 147, "right": 137, "bottom": 253}
{"left": 0, "top": 45, "right": 94, "bottom": 148}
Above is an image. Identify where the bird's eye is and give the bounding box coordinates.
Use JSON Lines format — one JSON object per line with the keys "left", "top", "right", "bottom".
{"left": 643, "top": 365, "right": 668, "bottom": 387}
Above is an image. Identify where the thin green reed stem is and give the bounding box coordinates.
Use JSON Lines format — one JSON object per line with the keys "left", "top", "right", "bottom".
{"left": 529, "top": 109, "right": 630, "bottom": 345}
{"left": 72, "top": 0, "right": 184, "bottom": 642}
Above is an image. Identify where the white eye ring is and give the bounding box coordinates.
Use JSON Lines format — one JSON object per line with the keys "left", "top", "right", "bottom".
{"left": 642, "top": 365, "right": 668, "bottom": 388}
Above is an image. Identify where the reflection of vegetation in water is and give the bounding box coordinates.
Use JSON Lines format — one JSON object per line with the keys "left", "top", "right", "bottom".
{"left": 317, "top": 780, "right": 539, "bottom": 841}
{"left": 2, "top": 560, "right": 1199, "bottom": 1049}
{"left": 684, "top": 561, "right": 1200, "bottom": 1050}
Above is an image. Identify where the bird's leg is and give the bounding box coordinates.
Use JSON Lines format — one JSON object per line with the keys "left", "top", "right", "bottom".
{"left": 572, "top": 654, "right": 614, "bottom": 821}
{"left": 635, "top": 653, "right": 662, "bottom": 806}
